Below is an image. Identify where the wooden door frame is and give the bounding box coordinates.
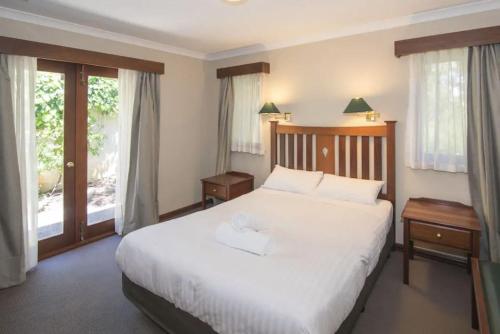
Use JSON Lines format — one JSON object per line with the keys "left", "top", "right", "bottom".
{"left": 37, "top": 60, "right": 119, "bottom": 259}
{"left": 37, "top": 59, "right": 78, "bottom": 258}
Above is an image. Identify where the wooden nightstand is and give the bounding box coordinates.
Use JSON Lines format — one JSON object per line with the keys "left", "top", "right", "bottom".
{"left": 201, "top": 172, "right": 254, "bottom": 209}
{"left": 402, "top": 198, "right": 480, "bottom": 285}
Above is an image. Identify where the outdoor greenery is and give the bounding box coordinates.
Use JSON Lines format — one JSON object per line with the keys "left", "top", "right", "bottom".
{"left": 87, "top": 75, "right": 119, "bottom": 154}
{"left": 35, "top": 72, "right": 118, "bottom": 180}
{"left": 35, "top": 72, "right": 64, "bottom": 173}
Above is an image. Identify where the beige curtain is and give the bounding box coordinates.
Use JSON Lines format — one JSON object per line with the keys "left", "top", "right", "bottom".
{"left": 0, "top": 54, "right": 24, "bottom": 288}
{"left": 467, "top": 44, "right": 500, "bottom": 262}
{"left": 122, "top": 72, "right": 160, "bottom": 235}
{"left": 215, "top": 77, "right": 234, "bottom": 174}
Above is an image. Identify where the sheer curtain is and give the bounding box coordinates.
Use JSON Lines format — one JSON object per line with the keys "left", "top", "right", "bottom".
{"left": 8, "top": 55, "right": 38, "bottom": 272}
{"left": 115, "top": 69, "right": 138, "bottom": 235}
{"left": 405, "top": 48, "right": 468, "bottom": 172}
{"left": 231, "top": 73, "right": 263, "bottom": 155}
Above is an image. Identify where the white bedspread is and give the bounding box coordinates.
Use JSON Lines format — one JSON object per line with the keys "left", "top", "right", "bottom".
{"left": 116, "top": 188, "right": 392, "bottom": 334}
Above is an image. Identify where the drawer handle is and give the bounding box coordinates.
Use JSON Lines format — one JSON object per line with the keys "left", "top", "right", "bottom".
{"left": 436, "top": 233, "right": 442, "bottom": 239}
{"left": 212, "top": 188, "right": 217, "bottom": 192}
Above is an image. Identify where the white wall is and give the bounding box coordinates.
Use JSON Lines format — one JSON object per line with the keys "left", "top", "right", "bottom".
{"left": 204, "top": 9, "right": 500, "bottom": 243}
{"left": 3, "top": 8, "right": 499, "bottom": 239}
{"left": 0, "top": 17, "right": 215, "bottom": 215}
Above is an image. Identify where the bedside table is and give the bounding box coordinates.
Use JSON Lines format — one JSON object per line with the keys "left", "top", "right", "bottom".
{"left": 402, "top": 198, "right": 480, "bottom": 285}
{"left": 201, "top": 172, "right": 254, "bottom": 209}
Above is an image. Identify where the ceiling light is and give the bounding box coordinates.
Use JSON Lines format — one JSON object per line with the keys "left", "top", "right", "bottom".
{"left": 223, "top": 0, "right": 247, "bottom": 5}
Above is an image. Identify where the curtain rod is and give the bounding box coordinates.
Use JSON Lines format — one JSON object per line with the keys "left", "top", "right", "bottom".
{"left": 216, "top": 62, "right": 270, "bottom": 79}
{"left": 0, "top": 36, "right": 165, "bottom": 74}
{"left": 394, "top": 25, "right": 500, "bottom": 57}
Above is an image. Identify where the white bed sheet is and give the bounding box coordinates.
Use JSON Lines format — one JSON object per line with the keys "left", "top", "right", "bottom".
{"left": 116, "top": 188, "right": 392, "bottom": 334}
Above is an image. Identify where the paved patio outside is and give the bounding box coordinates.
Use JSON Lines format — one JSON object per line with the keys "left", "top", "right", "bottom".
{"left": 38, "top": 177, "right": 116, "bottom": 240}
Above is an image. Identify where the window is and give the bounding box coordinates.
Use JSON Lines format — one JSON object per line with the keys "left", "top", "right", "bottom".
{"left": 405, "top": 48, "right": 468, "bottom": 172}
{"left": 231, "top": 73, "right": 264, "bottom": 155}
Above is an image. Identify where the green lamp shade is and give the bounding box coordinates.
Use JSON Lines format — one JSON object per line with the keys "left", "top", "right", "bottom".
{"left": 259, "top": 102, "right": 281, "bottom": 114}
{"left": 343, "top": 98, "right": 373, "bottom": 114}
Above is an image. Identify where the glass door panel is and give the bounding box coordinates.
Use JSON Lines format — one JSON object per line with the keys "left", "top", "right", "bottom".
{"left": 36, "top": 70, "right": 65, "bottom": 240}
{"left": 83, "top": 66, "right": 118, "bottom": 238}
{"left": 36, "top": 60, "right": 77, "bottom": 257}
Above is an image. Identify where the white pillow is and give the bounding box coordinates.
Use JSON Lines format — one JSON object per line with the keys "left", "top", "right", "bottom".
{"left": 313, "top": 174, "right": 384, "bottom": 205}
{"left": 262, "top": 165, "right": 323, "bottom": 194}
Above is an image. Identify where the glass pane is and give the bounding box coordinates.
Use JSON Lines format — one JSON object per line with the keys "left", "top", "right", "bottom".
{"left": 35, "top": 71, "right": 65, "bottom": 240}
{"left": 87, "top": 76, "right": 118, "bottom": 226}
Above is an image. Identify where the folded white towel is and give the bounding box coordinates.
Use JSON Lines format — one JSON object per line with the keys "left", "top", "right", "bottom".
{"left": 230, "top": 212, "right": 269, "bottom": 232}
{"left": 216, "top": 223, "right": 271, "bottom": 256}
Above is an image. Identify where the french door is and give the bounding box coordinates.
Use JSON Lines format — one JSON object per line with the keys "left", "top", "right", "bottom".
{"left": 36, "top": 59, "right": 118, "bottom": 258}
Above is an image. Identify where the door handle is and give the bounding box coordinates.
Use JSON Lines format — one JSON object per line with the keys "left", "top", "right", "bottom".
{"left": 66, "top": 161, "right": 75, "bottom": 168}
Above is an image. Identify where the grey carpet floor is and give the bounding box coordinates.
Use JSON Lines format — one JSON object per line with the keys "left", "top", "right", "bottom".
{"left": 0, "top": 236, "right": 476, "bottom": 334}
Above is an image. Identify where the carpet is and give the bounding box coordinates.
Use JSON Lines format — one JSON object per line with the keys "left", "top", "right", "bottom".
{"left": 0, "top": 236, "right": 475, "bottom": 334}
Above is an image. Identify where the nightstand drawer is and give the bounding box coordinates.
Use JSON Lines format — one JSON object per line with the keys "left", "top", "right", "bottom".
{"left": 204, "top": 182, "right": 227, "bottom": 199}
{"left": 411, "top": 222, "right": 471, "bottom": 250}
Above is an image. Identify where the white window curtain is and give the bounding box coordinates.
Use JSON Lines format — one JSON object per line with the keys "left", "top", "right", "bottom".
{"left": 405, "top": 48, "right": 468, "bottom": 173}
{"left": 115, "top": 69, "right": 138, "bottom": 235}
{"left": 8, "top": 55, "right": 38, "bottom": 271}
{"left": 231, "top": 73, "right": 264, "bottom": 155}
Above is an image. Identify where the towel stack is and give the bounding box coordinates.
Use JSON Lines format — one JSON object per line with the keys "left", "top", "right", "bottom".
{"left": 215, "top": 212, "right": 272, "bottom": 256}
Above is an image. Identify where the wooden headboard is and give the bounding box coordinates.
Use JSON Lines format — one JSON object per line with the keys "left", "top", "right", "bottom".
{"left": 269, "top": 121, "right": 396, "bottom": 205}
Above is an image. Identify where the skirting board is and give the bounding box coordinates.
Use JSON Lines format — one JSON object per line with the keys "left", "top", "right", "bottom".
{"left": 159, "top": 198, "right": 213, "bottom": 222}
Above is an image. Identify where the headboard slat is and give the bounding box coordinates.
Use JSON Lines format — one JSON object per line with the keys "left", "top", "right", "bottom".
{"left": 350, "top": 136, "right": 358, "bottom": 178}
{"left": 338, "top": 136, "right": 346, "bottom": 176}
{"left": 331, "top": 136, "right": 336, "bottom": 174}
{"left": 287, "top": 134, "right": 295, "bottom": 169}
{"left": 279, "top": 133, "right": 286, "bottom": 167}
{"left": 362, "top": 136, "right": 370, "bottom": 179}
{"left": 306, "top": 135, "right": 313, "bottom": 171}
{"left": 270, "top": 121, "right": 278, "bottom": 168}
{"left": 297, "top": 134, "right": 304, "bottom": 170}
{"left": 374, "top": 136, "right": 382, "bottom": 181}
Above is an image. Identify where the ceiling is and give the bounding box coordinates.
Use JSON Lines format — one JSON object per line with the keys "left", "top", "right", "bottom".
{"left": 0, "top": 0, "right": 496, "bottom": 59}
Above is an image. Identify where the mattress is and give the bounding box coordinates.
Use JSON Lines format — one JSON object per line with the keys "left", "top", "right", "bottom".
{"left": 116, "top": 188, "right": 393, "bottom": 334}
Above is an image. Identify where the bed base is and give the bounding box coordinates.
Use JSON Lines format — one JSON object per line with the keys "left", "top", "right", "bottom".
{"left": 122, "top": 224, "right": 395, "bottom": 334}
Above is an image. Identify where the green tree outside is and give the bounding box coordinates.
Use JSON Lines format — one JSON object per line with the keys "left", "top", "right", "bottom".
{"left": 35, "top": 72, "right": 118, "bottom": 194}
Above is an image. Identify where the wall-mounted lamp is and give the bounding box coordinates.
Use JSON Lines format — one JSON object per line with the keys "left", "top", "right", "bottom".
{"left": 259, "top": 102, "right": 292, "bottom": 122}
{"left": 343, "top": 97, "right": 380, "bottom": 122}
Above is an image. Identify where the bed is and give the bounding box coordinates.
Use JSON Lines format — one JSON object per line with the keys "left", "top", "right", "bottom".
{"left": 117, "top": 121, "right": 397, "bottom": 334}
